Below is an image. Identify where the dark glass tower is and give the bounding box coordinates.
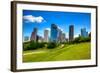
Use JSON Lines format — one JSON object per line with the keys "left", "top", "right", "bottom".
{"left": 69, "top": 25, "right": 74, "bottom": 41}
{"left": 50, "top": 24, "right": 58, "bottom": 42}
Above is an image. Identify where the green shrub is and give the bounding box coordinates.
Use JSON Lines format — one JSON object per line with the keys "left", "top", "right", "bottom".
{"left": 23, "top": 41, "right": 45, "bottom": 51}
{"left": 47, "top": 42, "right": 57, "bottom": 49}
{"left": 73, "top": 36, "right": 90, "bottom": 43}
{"left": 23, "top": 43, "right": 30, "bottom": 51}
{"left": 38, "top": 42, "right": 45, "bottom": 48}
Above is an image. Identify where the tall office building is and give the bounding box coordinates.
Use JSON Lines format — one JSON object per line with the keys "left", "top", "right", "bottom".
{"left": 44, "top": 29, "right": 49, "bottom": 42}
{"left": 50, "top": 24, "right": 58, "bottom": 42}
{"left": 69, "top": 25, "right": 74, "bottom": 41}
{"left": 81, "top": 28, "right": 88, "bottom": 37}
{"left": 38, "top": 36, "right": 44, "bottom": 43}
{"left": 57, "top": 29, "right": 62, "bottom": 42}
{"left": 30, "top": 28, "right": 38, "bottom": 42}
{"left": 61, "top": 33, "right": 66, "bottom": 42}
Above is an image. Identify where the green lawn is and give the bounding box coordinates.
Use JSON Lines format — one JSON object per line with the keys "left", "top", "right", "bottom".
{"left": 23, "top": 42, "right": 91, "bottom": 62}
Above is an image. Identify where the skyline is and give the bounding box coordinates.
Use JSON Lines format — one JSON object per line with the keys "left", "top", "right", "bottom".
{"left": 23, "top": 10, "right": 91, "bottom": 38}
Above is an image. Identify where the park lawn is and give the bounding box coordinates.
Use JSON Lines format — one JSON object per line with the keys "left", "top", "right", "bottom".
{"left": 23, "top": 42, "right": 91, "bottom": 62}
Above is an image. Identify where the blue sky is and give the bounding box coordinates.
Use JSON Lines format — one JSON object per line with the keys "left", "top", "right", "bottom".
{"left": 23, "top": 10, "right": 91, "bottom": 38}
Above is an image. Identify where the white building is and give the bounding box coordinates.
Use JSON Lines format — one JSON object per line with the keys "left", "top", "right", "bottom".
{"left": 44, "top": 29, "right": 49, "bottom": 42}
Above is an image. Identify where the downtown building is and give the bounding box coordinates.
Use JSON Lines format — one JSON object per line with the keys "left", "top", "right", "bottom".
{"left": 37, "top": 36, "right": 44, "bottom": 43}
{"left": 50, "top": 24, "right": 66, "bottom": 43}
{"left": 57, "top": 29, "right": 66, "bottom": 43}
{"left": 61, "top": 33, "right": 66, "bottom": 42}
{"left": 81, "top": 28, "right": 88, "bottom": 38}
{"left": 44, "top": 29, "right": 49, "bottom": 42}
{"left": 50, "top": 24, "right": 58, "bottom": 42}
{"left": 69, "top": 25, "right": 74, "bottom": 41}
{"left": 30, "top": 28, "right": 38, "bottom": 42}
{"left": 57, "top": 28, "right": 62, "bottom": 42}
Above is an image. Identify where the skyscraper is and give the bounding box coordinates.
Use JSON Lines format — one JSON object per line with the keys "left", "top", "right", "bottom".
{"left": 81, "top": 28, "right": 88, "bottom": 37}
{"left": 57, "top": 28, "right": 62, "bottom": 42}
{"left": 30, "top": 28, "right": 38, "bottom": 42}
{"left": 38, "top": 35, "right": 43, "bottom": 43}
{"left": 44, "top": 29, "right": 49, "bottom": 42}
{"left": 61, "top": 33, "right": 66, "bottom": 42}
{"left": 50, "top": 24, "right": 58, "bottom": 42}
{"left": 69, "top": 25, "right": 74, "bottom": 41}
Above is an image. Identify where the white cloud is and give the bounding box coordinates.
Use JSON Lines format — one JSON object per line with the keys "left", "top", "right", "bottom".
{"left": 23, "top": 15, "right": 45, "bottom": 23}
{"left": 45, "top": 28, "right": 50, "bottom": 31}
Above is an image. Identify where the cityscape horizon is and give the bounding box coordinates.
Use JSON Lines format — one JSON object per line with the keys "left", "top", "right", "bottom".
{"left": 24, "top": 23, "right": 90, "bottom": 42}
{"left": 23, "top": 10, "right": 91, "bottom": 42}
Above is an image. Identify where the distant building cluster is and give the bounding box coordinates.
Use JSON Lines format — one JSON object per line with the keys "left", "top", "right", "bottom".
{"left": 24, "top": 24, "right": 90, "bottom": 42}
{"left": 81, "top": 28, "right": 88, "bottom": 38}
{"left": 30, "top": 28, "right": 44, "bottom": 42}
{"left": 50, "top": 24, "right": 66, "bottom": 42}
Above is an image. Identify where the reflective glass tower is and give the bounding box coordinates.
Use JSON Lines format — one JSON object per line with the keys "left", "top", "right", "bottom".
{"left": 69, "top": 25, "right": 74, "bottom": 41}
{"left": 81, "top": 28, "right": 88, "bottom": 37}
{"left": 50, "top": 24, "right": 58, "bottom": 42}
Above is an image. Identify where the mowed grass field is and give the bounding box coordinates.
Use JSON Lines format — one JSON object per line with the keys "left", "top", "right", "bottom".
{"left": 23, "top": 42, "right": 91, "bottom": 62}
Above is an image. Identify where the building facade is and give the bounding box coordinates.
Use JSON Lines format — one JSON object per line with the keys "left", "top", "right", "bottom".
{"left": 81, "top": 28, "right": 88, "bottom": 37}
{"left": 69, "top": 25, "right": 74, "bottom": 41}
{"left": 50, "top": 24, "right": 58, "bottom": 42}
{"left": 57, "top": 28, "right": 62, "bottom": 42}
{"left": 30, "top": 28, "right": 38, "bottom": 42}
{"left": 38, "top": 36, "right": 44, "bottom": 43}
{"left": 44, "top": 29, "right": 49, "bottom": 42}
{"left": 61, "top": 33, "right": 66, "bottom": 42}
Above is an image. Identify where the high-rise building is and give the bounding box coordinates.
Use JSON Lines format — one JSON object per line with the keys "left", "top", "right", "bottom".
{"left": 38, "top": 36, "right": 44, "bottom": 43}
{"left": 81, "top": 28, "right": 88, "bottom": 37}
{"left": 57, "top": 29, "right": 62, "bottom": 42}
{"left": 50, "top": 24, "right": 58, "bottom": 42}
{"left": 44, "top": 29, "right": 49, "bottom": 42}
{"left": 69, "top": 25, "right": 74, "bottom": 41}
{"left": 61, "top": 33, "right": 66, "bottom": 42}
{"left": 30, "top": 28, "right": 38, "bottom": 42}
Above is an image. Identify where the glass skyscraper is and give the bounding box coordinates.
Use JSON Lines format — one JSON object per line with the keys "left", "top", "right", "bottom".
{"left": 81, "top": 28, "right": 88, "bottom": 37}
{"left": 50, "top": 24, "right": 58, "bottom": 42}
{"left": 69, "top": 25, "right": 74, "bottom": 41}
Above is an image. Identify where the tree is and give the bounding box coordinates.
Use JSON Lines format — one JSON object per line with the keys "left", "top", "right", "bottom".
{"left": 47, "top": 42, "right": 57, "bottom": 49}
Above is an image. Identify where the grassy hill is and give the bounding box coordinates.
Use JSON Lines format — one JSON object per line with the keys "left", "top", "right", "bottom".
{"left": 23, "top": 42, "right": 91, "bottom": 62}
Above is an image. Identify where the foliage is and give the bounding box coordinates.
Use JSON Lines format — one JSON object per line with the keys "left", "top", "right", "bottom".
{"left": 73, "top": 36, "right": 90, "bottom": 43}
{"left": 47, "top": 42, "right": 57, "bottom": 49}
{"left": 68, "top": 36, "right": 91, "bottom": 44}
{"left": 23, "top": 42, "right": 30, "bottom": 51}
{"left": 23, "top": 41, "right": 45, "bottom": 51}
